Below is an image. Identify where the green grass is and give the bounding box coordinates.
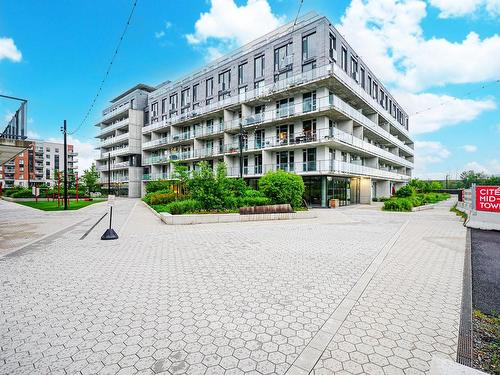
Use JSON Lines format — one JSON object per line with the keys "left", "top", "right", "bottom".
{"left": 450, "top": 203, "right": 468, "bottom": 220}
{"left": 15, "top": 199, "right": 105, "bottom": 211}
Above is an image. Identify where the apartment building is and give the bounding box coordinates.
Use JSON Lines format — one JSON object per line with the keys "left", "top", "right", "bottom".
{"left": 138, "top": 13, "right": 413, "bottom": 206}
{"left": 95, "top": 84, "right": 155, "bottom": 197}
{"left": 0, "top": 141, "right": 78, "bottom": 188}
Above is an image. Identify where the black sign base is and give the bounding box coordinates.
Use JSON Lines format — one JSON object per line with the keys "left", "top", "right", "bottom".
{"left": 101, "top": 228, "right": 119, "bottom": 240}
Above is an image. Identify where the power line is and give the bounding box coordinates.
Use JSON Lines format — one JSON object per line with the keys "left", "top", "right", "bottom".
{"left": 292, "top": 0, "right": 304, "bottom": 29}
{"left": 411, "top": 78, "right": 500, "bottom": 117}
{"left": 69, "top": 0, "right": 138, "bottom": 135}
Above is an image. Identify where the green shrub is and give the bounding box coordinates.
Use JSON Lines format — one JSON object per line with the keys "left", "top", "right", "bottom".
{"left": 150, "top": 192, "right": 178, "bottom": 206}
{"left": 143, "top": 189, "right": 173, "bottom": 204}
{"left": 395, "top": 184, "right": 416, "bottom": 198}
{"left": 383, "top": 198, "right": 413, "bottom": 212}
{"left": 164, "top": 199, "right": 202, "bottom": 215}
{"left": 188, "top": 162, "right": 228, "bottom": 210}
{"left": 258, "top": 170, "right": 305, "bottom": 208}
{"left": 378, "top": 196, "right": 390, "bottom": 202}
{"left": 11, "top": 188, "right": 33, "bottom": 198}
{"left": 145, "top": 180, "right": 173, "bottom": 193}
{"left": 239, "top": 196, "right": 270, "bottom": 207}
{"left": 223, "top": 178, "right": 248, "bottom": 197}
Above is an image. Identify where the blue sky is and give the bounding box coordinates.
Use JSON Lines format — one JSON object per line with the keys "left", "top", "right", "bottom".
{"left": 1, "top": 0, "right": 499, "bottom": 178}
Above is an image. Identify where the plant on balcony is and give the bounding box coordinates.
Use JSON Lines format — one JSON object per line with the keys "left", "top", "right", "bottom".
{"left": 258, "top": 170, "right": 305, "bottom": 209}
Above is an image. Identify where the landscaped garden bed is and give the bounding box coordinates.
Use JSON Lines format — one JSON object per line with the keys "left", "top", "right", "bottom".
{"left": 143, "top": 161, "right": 306, "bottom": 216}
{"left": 13, "top": 199, "right": 105, "bottom": 211}
{"left": 381, "top": 179, "right": 450, "bottom": 212}
{"left": 472, "top": 310, "right": 500, "bottom": 374}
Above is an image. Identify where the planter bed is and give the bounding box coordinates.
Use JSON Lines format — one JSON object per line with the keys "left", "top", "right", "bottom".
{"left": 159, "top": 210, "right": 316, "bottom": 225}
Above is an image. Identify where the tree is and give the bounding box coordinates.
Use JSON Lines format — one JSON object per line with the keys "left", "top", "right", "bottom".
{"left": 82, "top": 164, "right": 99, "bottom": 196}
{"left": 258, "top": 170, "right": 305, "bottom": 208}
{"left": 459, "top": 170, "right": 487, "bottom": 188}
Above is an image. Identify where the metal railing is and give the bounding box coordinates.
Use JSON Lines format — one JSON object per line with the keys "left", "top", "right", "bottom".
{"left": 97, "top": 118, "right": 129, "bottom": 137}
{"left": 100, "top": 133, "right": 129, "bottom": 147}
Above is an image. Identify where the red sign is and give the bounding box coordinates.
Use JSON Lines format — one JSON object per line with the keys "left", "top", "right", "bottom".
{"left": 476, "top": 186, "right": 500, "bottom": 212}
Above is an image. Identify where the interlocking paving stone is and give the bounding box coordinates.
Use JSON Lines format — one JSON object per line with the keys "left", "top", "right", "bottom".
{"left": 0, "top": 200, "right": 465, "bottom": 374}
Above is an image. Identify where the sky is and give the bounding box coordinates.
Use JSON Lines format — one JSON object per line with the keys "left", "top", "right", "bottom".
{"left": 0, "top": 0, "right": 499, "bottom": 178}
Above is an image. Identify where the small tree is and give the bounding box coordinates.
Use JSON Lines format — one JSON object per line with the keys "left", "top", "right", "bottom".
{"left": 258, "top": 170, "right": 305, "bottom": 208}
{"left": 187, "top": 161, "right": 228, "bottom": 210}
{"left": 82, "top": 164, "right": 99, "bottom": 196}
{"left": 172, "top": 162, "right": 190, "bottom": 195}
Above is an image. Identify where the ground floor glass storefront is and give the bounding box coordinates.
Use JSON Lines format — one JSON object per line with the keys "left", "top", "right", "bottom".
{"left": 303, "top": 176, "right": 361, "bottom": 207}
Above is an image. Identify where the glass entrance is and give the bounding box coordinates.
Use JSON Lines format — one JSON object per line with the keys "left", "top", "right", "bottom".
{"left": 303, "top": 176, "right": 322, "bottom": 207}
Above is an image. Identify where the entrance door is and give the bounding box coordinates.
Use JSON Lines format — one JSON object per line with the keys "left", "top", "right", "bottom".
{"left": 303, "top": 176, "right": 322, "bottom": 207}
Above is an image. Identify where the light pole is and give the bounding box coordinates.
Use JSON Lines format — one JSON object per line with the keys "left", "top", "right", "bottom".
{"left": 61, "top": 120, "right": 68, "bottom": 210}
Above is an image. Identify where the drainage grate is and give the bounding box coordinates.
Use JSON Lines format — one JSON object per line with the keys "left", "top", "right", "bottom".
{"left": 457, "top": 228, "right": 472, "bottom": 366}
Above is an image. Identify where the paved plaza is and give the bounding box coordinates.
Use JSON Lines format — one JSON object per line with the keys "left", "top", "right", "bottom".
{"left": 0, "top": 198, "right": 466, "bottom": 374}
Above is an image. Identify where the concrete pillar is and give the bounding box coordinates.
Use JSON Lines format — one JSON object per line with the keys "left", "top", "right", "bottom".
{"left": 359, "top": 177, "right": 372, "bottom": 204}
{"left": 353, "top": 125, "right": 363, "bottom": 139}
{"left": 376, "top": 180, "right": 391, "bottom": 198}
{"left": 338, "top": 119, "right": 353, "bottom": 134}
{"left": 367, "top": 113, "right": 378, "bottom": 125}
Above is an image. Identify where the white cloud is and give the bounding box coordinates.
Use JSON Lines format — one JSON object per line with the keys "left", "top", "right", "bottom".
{"left": 429, "top": 0, "right": 500, "bottom": 17}
{"left": 462, "top": 144, "right": 478, "bottom": 152}
{"left": 464, "top": 160, "right": 500, "bottom": 174}
{"left": 186, "top": 0, "right": 284, "bottom": 59}
{"left": 413, "top": 140, "right": 451, "bottom": 176}
{"left": 337, "top": 0, "right": 500, "bottom": 92}
{"left": 165, "top": 21, "right": 172, "bottom": 29}
{"left": 27, "top": 130, "right": 40, "bottom": 139}
{"left": 0, "top": 37, "right": 22, "bottom": 62}
{"left": 394, "top": 91, "right": 496, "bottom": 134}
{"left": 155, "top": 30, "right": 165, "bottom": 39}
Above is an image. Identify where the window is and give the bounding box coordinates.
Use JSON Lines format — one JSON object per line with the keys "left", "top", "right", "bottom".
{"left": 254, "top": 55, "right": 264, "bottom": 79}
{"left": 161, "top": 98, "right": 167, "bottom": 114}
{"left": 341, "top": 46, "right": 348, "bottom": 72}
{"left": 373, "top": 82, "right": 378, "bottom": 100}
{"left": 276, "top": 124, "right": 294, "bottom": 144}
{"left": 274, "top": 43, "right": 292, "bottom": 71}
{"left": 151, "top": 102, "right": 159, "bottom": 118}
{"left": 254, "top": 154, "right": 263, "bottom": 174}
{"left": 181, "top": 88, "right": 190, "bottom": 107}
{"left": 302, "top": 119, "right": 317, "bottom": 141}
{"left": 254, "top": 79, "right": 265, "bottom": 94}
{"left": 276, "top": 151, "right": 294, "bottom": 172}
{"left": 302, "top": 33, "right": 316, "bottom": 61}
{"left": 55, "top": 148, "right": 59, "bottom": 153}
{"left": 255, "top": 129, "right": 265, "bottom": 149}
{"left": 303, "top": 92, "right": 316, "bottom": 113}
{"left": 46, "top": 154, "right": 50, "bottom": 159}
{"left": 350, "top": 56, "right": 358, "bottom": 81}
{"left": 46, "top": 169, "right": 50, "bottom": 179}
{"left": 169, "top": 94, "right": 178, "bottom": 113}
{"left": 206, "top": 78, "right": 214, "bottom": 97}
{"left": 238, "top": 63, "right": 247, "bottom": 85}
{"left": 380, "top": 89, "right": 384, "bottom": 106}
{"left": 368, "top": 76, "right": 372, "bottom": 95}
{"left": 46, "top": 147, "right": 50, "bottom": 152}
{"left": 276, "top": 97, "right": 294, "bottom": 118}
{"left": 360, "top": 67, "right": 366, "bottom": 89}
{"left": 54, "top": 155, "right": 59, "bottom": 170}
{"left": 302, "top": 61, "right": 316, "bottom": 73}
{"left": 46, "top": 161, "right": 50, "bottom": 166}
{"left": 218, "top": 70, "right": 231, "bottom": 92}
{"left": 193, "top": 84, "right": 199, "bottom": 103}
{"left": 303, "top": 148, "right": 316, "bottom": 171}
{"left": 243, "top": 156, "right": 248, "bottom": 174}
{"left": 329, "top": 33, "right": 337, "bottom": 59}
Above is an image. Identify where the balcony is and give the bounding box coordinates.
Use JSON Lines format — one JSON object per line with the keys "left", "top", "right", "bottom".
{"left": 100, "top": 133, "right": 129, "bottom": 147}
{"left": 226, "top": 159, "right": 410, "bottom": 181}
{"left": 102, "top": 102, "right": 130, "bottom": 122}
{"left": 142, "top": 137, "right": 171, "bottom": 150}
{"left": 97, "top": 118, "right": 129, "bottom": 137}
{"left": 142, "top": 172, "right": 171, "bottom": 181}
{"left": 100, "top": 146, "right": 130, "bottom": 159}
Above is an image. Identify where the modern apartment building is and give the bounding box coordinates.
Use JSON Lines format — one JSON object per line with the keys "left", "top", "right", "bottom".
{"left": 0, "top": 141, "right": 78, "bottom": 188}
{"left": 95, "top": 84, "right": 155, "bottom": 197}
{"left": 98, "top": 13, "right": 414, "bottom": 204}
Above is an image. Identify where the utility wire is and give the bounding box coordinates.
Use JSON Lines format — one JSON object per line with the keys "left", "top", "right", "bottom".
{"left": 292, "top": 0, "right": 304, "bottom": 29}
{"left": 411, "top": 78, "right": 500, "bottom": 117}
{"left": 69, "top": 0, "right": 138, "bottom": 135}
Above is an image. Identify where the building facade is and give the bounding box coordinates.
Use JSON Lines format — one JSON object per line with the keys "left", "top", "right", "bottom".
{"left": 95, "top": 84, "right": 155, "bottom": 197}
{"left": 98, "top": 13, "right": 414, "bottom": 204}
{"left": 0, "top": 141, "right": 78, "bottom": 188}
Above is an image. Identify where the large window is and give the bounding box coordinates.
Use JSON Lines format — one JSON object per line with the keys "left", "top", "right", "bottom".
{"left": 276, "top": 97, "right": 294, "bottom": 118}
{"left": 254, "top": 154, "right": 263, "bottom": 174}
{"left": 302, "top": 33, "right": 316, "bottom": 61}
{"left": 274, "top": 43, "right": 292, "bottom": 71}
{"left": 161, "top": 98, "right": 167, "bottom": 114}
{"left": 151, "top": 102, "right": 158, "bottom": 118}
{"left": 303, "top": 148, "right": 316, "bottom": 171}
{"left": 303, "top": 92, "right": 316, "bottom": 113}
{"left": 360, "top": 67, "right": 366, "bottom": 89}
{"left": 329, "top": 33, "right": 337, "bottom": 59}
{"left": 181, "top": 88, "right": 190, "bottom": 108}
{"left": 218, "top": 70, "right": 231, "bottom": 92}
{"left": 276, "top": 151, "right": 294, "bottom": 172}
{"left": 169, "top": 94, "right": 178, "bottom": 113}
{"left": 193, "top": 84, "right": 199, "bottom": 103}
{"left": 254, "top": 55, "right": 265, "bottom": 79}
{"left": 238, "top": 63, "right": 247, "bottom": 85}
{"left": 350, "top": 57, "right": 358, "bottom": 81}
{"left": 341, "top": 46, "right": 348, "bottom": 72}
{"left": 276, "top": 124, "right": 294, "bottom": 144}
{"left": 206, "top": 78, "right": 214, "bottom": 97}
